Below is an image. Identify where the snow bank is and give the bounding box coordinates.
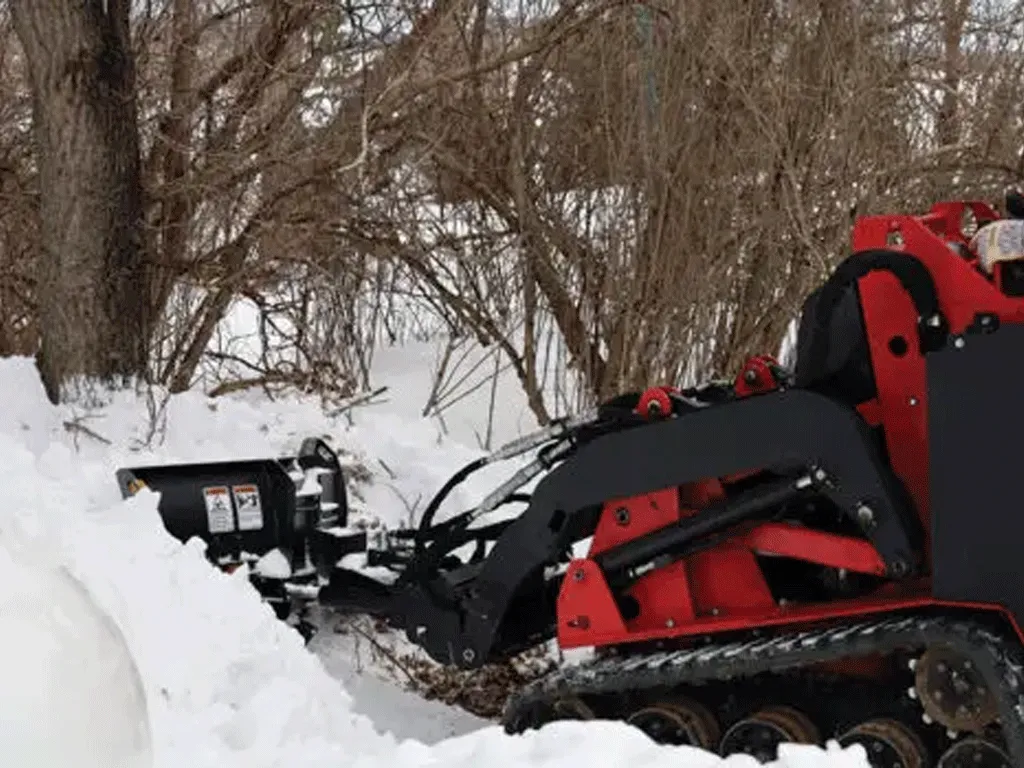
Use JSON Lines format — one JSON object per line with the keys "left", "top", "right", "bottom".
{"left": 0, "top": 355, "right": 870, "bottom": 768}
{"left": 0, "top": 552, "right": 152, "bottom": 768}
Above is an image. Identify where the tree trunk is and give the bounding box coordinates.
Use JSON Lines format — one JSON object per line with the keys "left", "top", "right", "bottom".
{"left": 937, "top": 0, "right": 970, "bottom": 149}
{"left": 11, "top": 0, "right": 150, "bottom": 403}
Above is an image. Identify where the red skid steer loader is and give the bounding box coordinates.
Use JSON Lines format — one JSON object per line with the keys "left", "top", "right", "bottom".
{"left": 120, "top": 197, "right": 1024, "bottom": 767}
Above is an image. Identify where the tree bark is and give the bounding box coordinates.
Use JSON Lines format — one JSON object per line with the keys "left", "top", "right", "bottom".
{"left": 11, "top": 0, "right": 150, "bottom": 403}
{"left": 937, "top": 0, "right": 970, "bottom": 149}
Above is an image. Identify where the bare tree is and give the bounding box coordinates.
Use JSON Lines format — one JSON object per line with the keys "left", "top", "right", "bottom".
{"left": 11, "top": 0, "right": 151, "bottom": 403}
{"left": 3, "top": 0, "right": 1024, "bottom": 420}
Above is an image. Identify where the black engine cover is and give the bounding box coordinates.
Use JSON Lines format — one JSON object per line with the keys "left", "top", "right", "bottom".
{"left": 928, "top": 320, "right": 1024, "bottom": 628}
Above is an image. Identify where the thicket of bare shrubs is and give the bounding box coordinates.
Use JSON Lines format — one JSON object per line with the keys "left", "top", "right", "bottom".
{"left": 1, "top": 0, "right": 1023, "bottom": 423}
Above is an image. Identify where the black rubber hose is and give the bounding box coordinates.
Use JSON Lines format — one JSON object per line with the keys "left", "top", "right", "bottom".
{"left": 416, "top": 457, "right": 487, "bottom": 554}
{"left": 413, "top": 494, "right": 532, "bottom": 578}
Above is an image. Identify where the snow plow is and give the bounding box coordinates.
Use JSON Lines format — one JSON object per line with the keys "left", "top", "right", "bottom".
{"left": 116, "top": 437, "right": 367, "bottom": 637}
{"left": 120, "top": 197, "right": 1024, "bottom": 766}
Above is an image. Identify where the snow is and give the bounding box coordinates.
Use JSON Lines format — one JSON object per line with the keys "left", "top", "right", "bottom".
{"left": 309, "top": 627, "right": 489, "bottom": 744}
{"left": 0, "top": 554, "right": 152, "bottom": 768}
{"left": 254, "top": 548, "right": 293, "bottom": 579}
{"left": 0, "top": 353, "right": 871, "bottom": 768}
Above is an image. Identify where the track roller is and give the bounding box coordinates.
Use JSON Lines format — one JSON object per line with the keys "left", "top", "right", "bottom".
{"left": 914, "top": 646, "right": 1000, "bottom": 733}
{"left": 625, "top": 698, "right": 720, "bottom": 749}
{"left": 505, "top": 695, "right": 594, "bottom": 731}
{"left": 719, "top": 705, "right": 819, "bottom": 762}
{"left": 937, "top": 737, "right": 1012, "bottom": 768}
{"left": 837, "top": 718, "right": 928, "bottom": 768}
{"left": 550, "top": 696, "right": 595, "bottom": 721}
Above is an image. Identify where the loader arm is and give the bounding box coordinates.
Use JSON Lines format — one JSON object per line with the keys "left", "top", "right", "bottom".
{"left": 329, "top": 388, "right": 922, "bottom": 668}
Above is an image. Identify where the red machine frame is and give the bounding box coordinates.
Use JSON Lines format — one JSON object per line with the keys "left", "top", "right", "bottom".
{"left": 556, "top": 201, "right": 1024, "bottom": 650}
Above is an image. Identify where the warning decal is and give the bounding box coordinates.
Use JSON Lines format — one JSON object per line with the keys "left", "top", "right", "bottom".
{"left": 202, "top": 486, "right": 235, "bottom": 534}
{"left": 232, "top": 484, "right": 264, "bottom": 531}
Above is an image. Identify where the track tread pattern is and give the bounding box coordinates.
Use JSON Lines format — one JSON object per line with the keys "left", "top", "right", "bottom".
{"left": 501, "top": 613, "right": 1024, "bottom": 764}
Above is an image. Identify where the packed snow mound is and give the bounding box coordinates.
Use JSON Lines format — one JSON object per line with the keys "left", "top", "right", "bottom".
{"left": 0, "top": 356, "right": 871, "bottom": 767}
{"left": 0, "top": 553, "right": 152, "bottom": 768}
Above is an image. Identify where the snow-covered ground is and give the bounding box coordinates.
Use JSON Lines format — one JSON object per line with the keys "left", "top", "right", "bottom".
{"left": 0, "top": 351, "right": 871, "bottom": 767}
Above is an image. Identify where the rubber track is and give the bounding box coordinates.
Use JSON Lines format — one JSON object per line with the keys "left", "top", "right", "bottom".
{"left": 502, "top": 614, "right": 1024, "bottom": 765}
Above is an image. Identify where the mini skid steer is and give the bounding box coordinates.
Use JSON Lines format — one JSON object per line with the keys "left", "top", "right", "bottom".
{"left": 120, "top": 198, "right": 1024, "bottom": 767}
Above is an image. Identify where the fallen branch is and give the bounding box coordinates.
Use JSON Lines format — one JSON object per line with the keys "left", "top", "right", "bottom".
{"left": 340, "top": 616, "right": 420, "bottom": 688}
{"left": 63, "top": 418, "right": 112, "bottom": 446}
{"left": 325, "top": 386, "right": 390, "bottom": 418}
